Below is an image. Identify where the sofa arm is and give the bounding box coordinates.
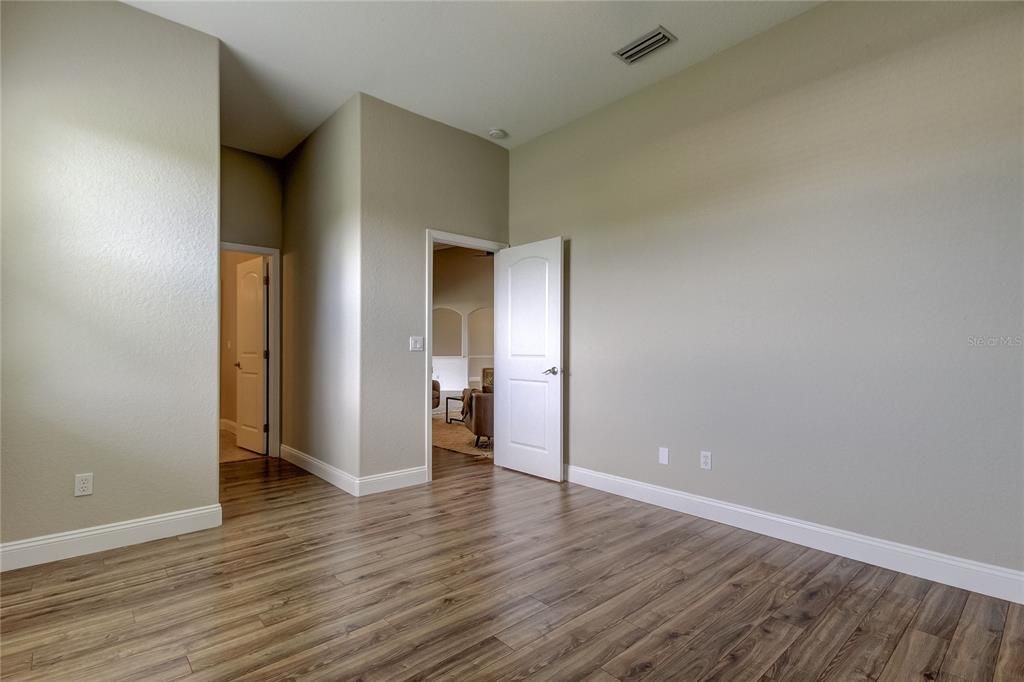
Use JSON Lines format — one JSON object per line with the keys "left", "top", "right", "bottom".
{"left": 470, "top": 391, "right": 494, "bottom": 438}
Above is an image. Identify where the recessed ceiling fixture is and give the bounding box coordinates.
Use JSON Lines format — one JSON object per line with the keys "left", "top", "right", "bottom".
{"left": 614, "top": 25, "right": 677, "bottom": 65}
{"left": 487, "top": 128, "right": 509, "bottom": 140}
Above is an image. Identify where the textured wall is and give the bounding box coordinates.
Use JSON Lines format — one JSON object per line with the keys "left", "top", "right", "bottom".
{"left": 221, "top": 146, "right": 282, "bottom": 249}
{"left": 360, "top": 95, "right": 508, "bottom": 476}
{"left": 1, "top": 2, "right": 220, "bottom": 541}
{"left": 281, "top": 95, "right": 362, "bottom": 475}
{"left": 510, "top": 3, "right": 1024, "bottom": 569}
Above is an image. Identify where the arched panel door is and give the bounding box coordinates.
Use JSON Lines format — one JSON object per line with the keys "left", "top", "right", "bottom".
{"left": 235, "top": 256, "right": 267, "bottom": 454}
{"left": 494, "top": 237, "right": 563, "bottom": 481}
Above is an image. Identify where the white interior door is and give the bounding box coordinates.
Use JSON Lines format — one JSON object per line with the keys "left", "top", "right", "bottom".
{"left": 235, "top": 256, "right": 267, "bottom": 454}
{"left": 494, "top": 237, "right": 563, "bottom": 481}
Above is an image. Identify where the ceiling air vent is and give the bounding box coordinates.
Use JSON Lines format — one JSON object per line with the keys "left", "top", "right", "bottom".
{"left": 614, "top": 25, "right": 677, "bottom": 65}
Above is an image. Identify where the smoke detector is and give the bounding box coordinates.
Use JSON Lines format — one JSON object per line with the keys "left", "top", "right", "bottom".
{"left": 614, "top": 26, "right": 677, "bottom": 65}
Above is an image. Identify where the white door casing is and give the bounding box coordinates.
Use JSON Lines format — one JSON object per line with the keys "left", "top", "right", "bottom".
{"left": 494, "top": 237, "right": 563, "bottom": 481}
{"left": 235, "top": 256, "right": 267, "bottom": 454}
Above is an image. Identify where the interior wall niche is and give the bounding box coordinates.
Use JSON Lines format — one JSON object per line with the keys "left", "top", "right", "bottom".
{"left": 432, "top": 307, "right": 463, "bottom": 356}
{"left": 468, "top": 306, "right": 494, "bottom": 383}
{"left": 468, "top": 307, "right": 494, "bottom": 356}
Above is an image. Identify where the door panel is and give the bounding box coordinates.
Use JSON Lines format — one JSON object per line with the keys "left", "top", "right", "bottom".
{"left": 494, "top": 237, "right": 563, "bottom": 481}
{"left": 235, "top": 256, "right": 267, "bottom": 454}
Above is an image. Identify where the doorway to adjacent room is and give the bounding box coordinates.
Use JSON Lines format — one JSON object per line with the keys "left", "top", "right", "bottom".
{"left": 219, "top": 242, "right": 281, "bottom": 464}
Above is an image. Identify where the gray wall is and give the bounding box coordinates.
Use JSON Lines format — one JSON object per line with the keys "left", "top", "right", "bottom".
{"left": 279, "top": 94, "right": 507, "bottom": 478}
{"left": 1, "top": 2, "right": 221, "bottom": 541}
{"left": 221, "top": 146, "right": 282, "bottom": 249}
{"left": 510, "top": 2, "right": 1024, "bottom": 569}
{"left": 281, "top": 96, "right": 363, "bottom": 476}
{"left": 359, "top": 95, "right": 508, "bottom": 476}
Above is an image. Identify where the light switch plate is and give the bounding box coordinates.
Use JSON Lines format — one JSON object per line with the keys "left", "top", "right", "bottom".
{"left": 409, "top": 336, "right": 424, "bottom": 352}
{"left": 700, "top": 451, "right": 712, "bottom": 470}
{"left": 658, "top": 447, "right": 669, "bottom": 465}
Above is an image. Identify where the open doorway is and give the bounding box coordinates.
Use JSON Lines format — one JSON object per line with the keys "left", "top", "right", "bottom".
{"left": 219, "top": 242, "right": 281, "bottom": 465}
{"left": 425, "top": 231, "right": 506, "bottom": 479}
{"left": 425, "top": 230, "right": 565, "bottom": 483}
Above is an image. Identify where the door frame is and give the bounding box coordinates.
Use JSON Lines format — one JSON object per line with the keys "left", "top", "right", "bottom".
{"left": 221, "top": 241, "right": 281, "bottom": 458}
{"left": 424, "top": 229, "right": 507, "bottom": 480}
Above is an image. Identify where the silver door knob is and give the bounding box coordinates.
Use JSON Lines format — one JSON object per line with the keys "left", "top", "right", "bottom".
{"left": 542, "top": 367, "right": 559, "bottom": 375}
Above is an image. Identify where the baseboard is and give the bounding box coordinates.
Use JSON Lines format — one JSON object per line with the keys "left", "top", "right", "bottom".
{"left": 358, "top": 466, "right": 429, "bottom": 495}
{"left": 280, "top": 445, "right": 427, "bottom": 497}
{"left": 281, "top": 445, "right": 358, "bottom": 496}
{"left": 219, "top": 419, "right": 236, "bottom": 434}
{"left": 568, "top": 465, "right": 1024, "bottom": 604}
{"left": 0, "top": 504, "right": 222, "bottom": 572}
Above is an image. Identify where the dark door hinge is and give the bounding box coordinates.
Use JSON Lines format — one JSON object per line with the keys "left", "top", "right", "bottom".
{"left": 263, "top": 275, "right": 269, "bottom": 286}
{"left": 263, "top": 349, "right": 269, "bottom": 359}
{"left": 263, "top": 423, "right": 269, "bottom": 433}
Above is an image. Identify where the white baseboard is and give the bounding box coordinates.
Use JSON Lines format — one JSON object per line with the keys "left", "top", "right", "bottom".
{"left": 281, "top": 445, "right": 358, "bottom": 496}
{"left": 568, "top": 466, "right": 1024, "bottom": 604}
{"left": 219, "top": 419, "right": 236, "bottom": 434}
{"left": 0, "top": 504, "right": 222, "bottom": 572}
{"left": 280, "top": 445, "right": 427, "bottom": 497}
{"left": 358, "top": 466, "right": 430, "bottom": 495}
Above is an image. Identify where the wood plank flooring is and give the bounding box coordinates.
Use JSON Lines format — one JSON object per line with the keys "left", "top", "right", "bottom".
{"left": 1, "top": 448, "right": 1021, "bottom": 681}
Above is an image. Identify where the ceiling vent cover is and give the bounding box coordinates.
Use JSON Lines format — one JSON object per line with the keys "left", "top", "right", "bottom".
{"left": 614, "top": 25, "right": 677, "bottom": 65}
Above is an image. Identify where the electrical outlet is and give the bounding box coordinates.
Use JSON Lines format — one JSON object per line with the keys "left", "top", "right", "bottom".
{"left": 409, "top": 336, "right": 424, "bottom": 352}
{"left": 700, "top": 451, "right": 712, "bottom": 471}
{"left": 74, "top": 473, "right": 93, "bottom": 497}
{"left": 658, "top": 447, "right": 669, "bottom": 465}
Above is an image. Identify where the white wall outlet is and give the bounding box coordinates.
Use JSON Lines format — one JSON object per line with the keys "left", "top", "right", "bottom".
{"left": 658, "top": 447, "right": 669, "bottom": 465}
{"left": 408, "top": 336, "right": 424, "bottom": 352}
{"left": 74, "top": 473, "right": 93, "bottom": 497}
{"left": 700, "top": 451, "right": 712, "bottom": 471}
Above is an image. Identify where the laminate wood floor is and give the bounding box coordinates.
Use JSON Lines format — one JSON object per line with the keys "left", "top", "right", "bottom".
{"left": 1, "top": 448, "right": 1021, "bottom": 681}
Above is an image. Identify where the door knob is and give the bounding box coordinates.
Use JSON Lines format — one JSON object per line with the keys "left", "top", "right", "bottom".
{"left": 234, "top": 362, "right": 242, "bottom": 369}
{"left": 542, "top": 367, "right": 559, "bottom": 375}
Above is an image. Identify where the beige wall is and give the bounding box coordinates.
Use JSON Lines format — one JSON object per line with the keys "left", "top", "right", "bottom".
{"left": 432, "top": 307, "right": 463, "bottom": 357}
{"left": 221, "top": 146, "right": 282, "bottom": 249}
{"left": 280, "top": 94, "right": 507, "bottom": 478}
{"left": 220, "top": 251, "right": 264, "bottom": 423}
{"left": 1, "top": 2, "right": 220, "bottom": 541}
{"left": 510, "top": 2, "right": 1024, "bottom": 570}
{"left": 433, "top": 246, "right": 496, "bottom": 380}
{"left": 360, "top": 95, "right": 508, "bottom": 476}
{"left": 281, "top": 95, "right": 362, "bottom": 475}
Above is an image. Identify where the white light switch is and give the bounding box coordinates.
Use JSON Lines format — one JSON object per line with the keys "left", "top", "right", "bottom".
{"left": 658, "top": 447, "right": 669, "bottom": 465}
{"left": 409, "top": 336, "right": 424, "bottom": 352}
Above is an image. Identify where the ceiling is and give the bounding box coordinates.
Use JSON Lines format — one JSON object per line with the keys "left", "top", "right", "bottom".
{"left": 133, "top": 1, "right": 816, "bottom": 158}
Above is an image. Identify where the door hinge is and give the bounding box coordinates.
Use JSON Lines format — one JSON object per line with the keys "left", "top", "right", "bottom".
{"left": 263, "top": 423, "right": 269, "bottom": 433}
{"left": 263, "top": 349, "right": 269, "bottom": 359}
{"left": 263, "top": 275, "right": 269, "bottom": 286}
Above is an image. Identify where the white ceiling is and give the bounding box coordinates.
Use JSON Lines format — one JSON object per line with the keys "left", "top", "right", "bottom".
{"left": 133, "top": 1, "right": 816, "bottom": 158}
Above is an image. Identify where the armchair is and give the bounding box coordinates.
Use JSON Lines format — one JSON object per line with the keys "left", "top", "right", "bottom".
{"left": 460, "top": 384, "right": 494, "bottom": 447}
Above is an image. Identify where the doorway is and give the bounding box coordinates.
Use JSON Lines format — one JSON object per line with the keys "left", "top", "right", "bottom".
{"left": 219, "top": 242, "right": 281, "bottom": 464}
{"left": 425, "top": 231, "right": 506, "bottom": 479}
{"left": 425, "top": 231, "right": 566, "bottom": 483}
